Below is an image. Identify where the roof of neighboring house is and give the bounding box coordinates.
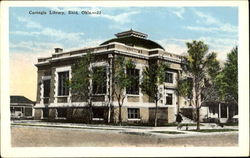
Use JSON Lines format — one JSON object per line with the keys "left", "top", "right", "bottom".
{"left": 10, "top": 96, "right": 34, "bottom": 105}
{"left": 100, "top": 29, "right": 165, "bottom": 50}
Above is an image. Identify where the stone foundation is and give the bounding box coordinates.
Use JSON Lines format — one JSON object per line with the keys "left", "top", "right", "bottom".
{"left": 34, "top": 106, "right": 175, "bottom": 124}
{"left": 34, "top": 109, "right": 42, "bottom": 120}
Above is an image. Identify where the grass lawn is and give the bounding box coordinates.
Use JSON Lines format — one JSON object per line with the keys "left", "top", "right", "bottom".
{"left": 151, "top": 131, "right": 185, "bottom": 134}
{"left": 189, "top": 128, "right": 238, "bottom": 133}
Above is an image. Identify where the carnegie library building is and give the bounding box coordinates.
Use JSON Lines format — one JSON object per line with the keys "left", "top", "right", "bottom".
{"left": 34, "top": 30, "right": 235, "bottom": 124}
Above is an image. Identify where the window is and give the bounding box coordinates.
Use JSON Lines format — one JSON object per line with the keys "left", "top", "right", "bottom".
{"left": 166, "top": 93, "right": 173, "bottom": 105}
{"left": 92, "top": 67, "right": 107, "bottom": 94}
{"left": 92, "top": 107, "right": 104, "bottom": 118}
{"left": 57, "top": 108, "right": 67, "bottom": 118}
{"left": 43, "top": 79, "right": 50, "bottom": 97}
{"left": 126, "top": 68, "right": 139, "bottom": 95}
{"left": 25, "top": 108, "right": 32, "bottom": 116}
{"left": 165, "top": 72, "right": 173, "bottom": 83}
{"left": 58, "top": 71, "right": 69, "bottom": 96}
{"left": 10, "top": 107, "right": 15, "bottom": 113}
{"left": 221, "top": 104, "right": 227, "bottom": 118}
{"left": 128, "top": 108, "right": 140, "bottom": 119}
{"left": 212, "top": 106, "right": 216, "bottom": 115}
{"left": 15, "top": 107, "right": 21, "bottom": 112}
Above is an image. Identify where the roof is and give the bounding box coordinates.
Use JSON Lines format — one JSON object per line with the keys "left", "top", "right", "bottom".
{"left": 100, "top": 29, "right": 165, "bottom": 50}
{"left": 10, "top": 96, "right": 34, "bottom": 104}
{"left": 115, "top": 29, "right": 148, "bottom": 39}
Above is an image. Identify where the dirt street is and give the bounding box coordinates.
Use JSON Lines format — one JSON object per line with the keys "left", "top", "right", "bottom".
{"left": 11, "top": 126, "right": 238, "bottom": 147}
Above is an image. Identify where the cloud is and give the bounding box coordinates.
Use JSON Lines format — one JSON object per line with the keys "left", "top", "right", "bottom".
{"left": 157, "top": 36, "right": 237, "bottom": 62}
{"left": 98, "top": 11, "right": 140, "bottom": 24}
{"left": 17, "top": 16, "right": 42, "bottom": 29}
{"left": 186, "top": 9, "right": 238, "bottom": 34}
{"left": 194, "top": 10, "right": 220, "bottom": 25}
{"left": 13, "top": 16, "right": 85, "bottom": 42}
{"left": 186, "top": 25, "right": 237, "bottom": 33}
{"left": 157, "top": 39, "right": 188, "bottom": 55}
{"left": 10, "top": 41, "right": 63, "bottom": 52}
{"left": 49, "top": 7, "right": 140, "bottom": 24}
{"left": 171, "top": 7, "right": 185, "bottom": 19}
{"left": 41, "top": 28, "right": 84, "bottom": 41}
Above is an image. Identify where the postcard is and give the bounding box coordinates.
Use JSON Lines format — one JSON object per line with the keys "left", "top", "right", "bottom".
{"left": 1, "top": 0, "right": 249, "bottom": 157}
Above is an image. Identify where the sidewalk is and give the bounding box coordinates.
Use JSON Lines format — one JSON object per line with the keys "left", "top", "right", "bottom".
{"left": 11, "top": 120, "right": 238, "bottom": 137}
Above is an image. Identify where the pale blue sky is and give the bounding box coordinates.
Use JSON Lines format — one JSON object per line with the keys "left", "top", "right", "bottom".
{"left": 9, "top": 6, "right": 238, "bottom": 100}
{"left": 10, "top": 7, "right": 238, "bottom": 60}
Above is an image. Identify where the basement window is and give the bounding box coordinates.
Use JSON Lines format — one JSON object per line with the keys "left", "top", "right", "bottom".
{"left": 57, "top": 108, "right": 67, "bottom": 118}
{"left": 128, "top": 108, "right": 140, "bottom": 119}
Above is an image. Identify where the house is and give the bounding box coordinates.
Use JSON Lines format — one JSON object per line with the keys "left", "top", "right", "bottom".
{"left": 201, "top": 102, "right": 238, "bottom": 123}
{"left": 10, "top": 96, "right": 34, "bottom": 119}
{"left": 34, "top": 29, "right": 236, "bottom": 124}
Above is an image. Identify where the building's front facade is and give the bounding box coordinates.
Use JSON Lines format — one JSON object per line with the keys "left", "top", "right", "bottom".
{"left": 34, "top": 30, "right": 194, "bottom": 124}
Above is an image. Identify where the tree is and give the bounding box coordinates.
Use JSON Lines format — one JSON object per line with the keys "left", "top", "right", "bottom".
{"left": 215, "top": 47, "right": 238, "bottom": 104}
{"left": 113, "top": 56, "right": 137, "bottom": 125}
{"left": 177, "top": 77, "right": 193, "bottom": 107}
{"left": 70, "top": 52, "right": 105, "bottom": 123}
{"left": 180, "top": 40, "right": 220, "bottom": 130}
{"left": 200, "top": 52, "right": 221, "bottom": 103}
{"left": 140, "top": 61, "right": 168, "bottom": 127}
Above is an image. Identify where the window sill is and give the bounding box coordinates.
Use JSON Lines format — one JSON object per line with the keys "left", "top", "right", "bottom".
{"left": 56, "top": 96, "right": 69, "bottom": 98}
{"left": 165, "top": 104, "right": 174, "bottom": 106}
{"left": 126, "top": 94, "right": 140, "bottom": 97}
{"left": 165, "top": 82, "right": 174, "bottom": 84}
{"left": 56, "top": 117, "right": 67, "bottom": 120}
{"left": 92, "top": 94, "right": 106, "bottom": 96}
{"left": 128, "top": 118, "right": 141, "bottom": 121}
{"left": 92, "top": 118, "right": 104, "bottom": 121}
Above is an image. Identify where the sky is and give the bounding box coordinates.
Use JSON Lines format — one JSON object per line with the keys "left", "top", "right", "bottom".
{"left": 9, "top": 7, "right": 238, "bottom": 101}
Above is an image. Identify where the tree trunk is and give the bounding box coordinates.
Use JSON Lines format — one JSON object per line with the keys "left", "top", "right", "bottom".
{"left": 119, "top": 104, "right": 122, "bottom": 126}
{"left": 154, "top": 100, "right": 158, "bottom": 127}
{"left": 194, "top": 77, "right": 200, "bottom": 131}
{"left": 89, "top": 104, "right": 93, "bottom": 124}
{"left": 88, "top": 91, "right": 93, "bottom": 124}
{"left": 196, "top": 107, "right": 200, "bottom": 130}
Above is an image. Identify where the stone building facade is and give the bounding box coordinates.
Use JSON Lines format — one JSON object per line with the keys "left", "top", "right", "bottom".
{"left": 34, "top": 30, "right": 190, "bottom": 124}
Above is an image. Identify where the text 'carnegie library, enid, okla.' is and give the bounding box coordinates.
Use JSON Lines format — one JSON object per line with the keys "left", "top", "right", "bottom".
{"left": 28, "top": 10, "right": 101, "bottom": 15}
